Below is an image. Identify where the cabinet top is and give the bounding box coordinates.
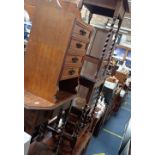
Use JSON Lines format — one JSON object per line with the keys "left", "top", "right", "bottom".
{"left": 24, "top": 90, "right": 76, "bottom": 110}
{"left": 81, "top": 0, "right": 130, "bottom": 18}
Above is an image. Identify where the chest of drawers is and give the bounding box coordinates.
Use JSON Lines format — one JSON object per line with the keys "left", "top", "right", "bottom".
{"left": 24, "top": 0, "right": 92, "bottom": 106}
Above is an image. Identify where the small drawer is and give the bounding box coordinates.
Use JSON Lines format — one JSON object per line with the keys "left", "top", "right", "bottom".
{"left": 61, "top": 67, "right": 80, "bottom": 80}
{"left": 73, "top": 24, "right": 91, "bottom": 38}
{"left": 70, "top": 39, "right": 87, "bottom": 51}
{"left": 67, "top": 48, "right": 86, "bottom": 56}
{"left": 65, "top": 55, "right": 83, "bottom": 66}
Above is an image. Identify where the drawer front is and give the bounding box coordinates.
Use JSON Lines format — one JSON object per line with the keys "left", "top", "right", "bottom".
{"left": 70, "top": 39, "right": 87, "bottom": 51}
{"left": 61, "top": 67, "right": 80, "bottom": 80}
{"left": 73, "top": 24, "right": 91, "bottom": 38}
{"left": 65, "top": 55, "right": 83, "bottom": 66}
{"left": 67, "top": 48, "right": 86, "bottom": 56}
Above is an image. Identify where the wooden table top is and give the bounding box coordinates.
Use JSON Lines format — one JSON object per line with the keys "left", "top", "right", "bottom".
{"left": 24, "top": 90, "right": 76, "bottom": 110}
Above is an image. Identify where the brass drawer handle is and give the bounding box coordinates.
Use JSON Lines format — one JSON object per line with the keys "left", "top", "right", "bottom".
{"left": 72, "top": 57, "right": 79, "bottom": 63}
{"left": 80, "top": 29, "right": 87, "bottom": 36}
{"left": 76, "top": 43, "right": 82, "bottom": 48}
{"left": 68, "top": 69, "right": 75, "bottom": 75}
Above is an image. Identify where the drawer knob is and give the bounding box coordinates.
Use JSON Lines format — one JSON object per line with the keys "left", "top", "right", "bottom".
{"left": 72, "top": 57, "right": 79, "bottom": 63}
{"left": 68, "top": 69, "right": 75, "bottom": 75}
{"left": 80, "top": 29, "right": 86, "bottom": 36}
{"left": 76, "top": 43, "right": 82, "bottom": 48}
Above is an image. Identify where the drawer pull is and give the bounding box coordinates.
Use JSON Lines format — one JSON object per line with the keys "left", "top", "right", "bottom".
{"left": 80, "top": 29, "right": 87, "bottom": 36}
{"left": 72, "top": 57, "right": 79, "bottom": 63}
{"left": 76, "top": 43, "right": 82, "bottom": 48}
{"left": 68, "top": 69, "right": 75, "bottom": 75}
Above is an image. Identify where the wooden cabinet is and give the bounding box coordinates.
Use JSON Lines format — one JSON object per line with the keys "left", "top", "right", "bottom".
{"left": 78, "top": 77, "right": 107, "bottom": 105}
{"left": 77, "top": 0, "right": 129, "bottom": 107}
{"left": 24, "top": 0, "right": 93, "bottom": 107}
{"left": 24, "top": 1, "right": 130, "bottom": 154}
{"left": 81, "top": 56, "right": 109, "bottom": 81}
{"left": 24, "top": 92, "right": 74, "bottom": 135}
{"left": 78, "top": 28, "right": 112, "bottom": 106}
{"left": 78, "top": 0, "right": 129, "bottom": 18}
{"left": 87, "top": 28, "right": 114, "bottom": 59}
{"left": 80, "top": 27, "right": 114, "bottom": 82}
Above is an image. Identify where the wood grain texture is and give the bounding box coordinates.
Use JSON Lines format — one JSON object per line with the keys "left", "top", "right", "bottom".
{"left": 24, "top": 0, "right": 39, "bottom": 21}
{"left": 25, "top": 0, "right": 75, "bottom": 102}
{"left": 24, "top": 90, "right": 75, "bottom": 110}
{"left": 24, "top": 91, "right": 55, "bottom": 109}
{"left": 24, "top": 0, "right": 82, "bottom": 21}
{"left": 61, "top": 0, "right": 81, "bottom": 18}
{"left": 24, "top": 2, "right": 35, "bottom": 20}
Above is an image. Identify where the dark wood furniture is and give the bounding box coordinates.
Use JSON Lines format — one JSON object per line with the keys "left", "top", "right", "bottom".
{"left": 103, "top": 82, "right": 122, "bottom": 116}
{"left": 24, "top": 0, "right": 92, "bottom": 105}
{"left": 74, "top": 2, "right": 130, "bottom": 139}
{"left": 24, "top": 0, "right": 95, "bottom": 154}
{"left": 77, "top": 27, "right": 115, "bottom": 107}
{"left": 24, "top": 0, "right": 93, "bottom": 136}
{"left": 81, "top": 28, "right": 114, "bottom": 81}
{"left": 87, "top": 28, "right": 114, "bottom": 59}
{"left": 78, "top": 0, "right": 129, "bottom": 19}
{"left": 76, "top": 0, "right": 129, "bottom": 110}
{"left": 24, "top": 91, "right": 75, "bottom": 135}
{"left": 28, "top": 131, "right": 92, "bottom": 155}
{"left": 24, "top": 0, "right": 130, "bottom": 154}
{"left": 27, "top": 99, "right": 95, "bottom": 155}
{"left": 79, "top": 0, "right": 130, "bottom": 74}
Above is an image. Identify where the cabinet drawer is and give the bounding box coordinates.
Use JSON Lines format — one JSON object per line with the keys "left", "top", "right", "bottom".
{"left": 61, "top": 67, "right": 80, "bottom": 80}
{"left": 73, "top": 24, "right": 91, "bottom": 38}
{"left": 70, "top": 39, "right": 87, "bottom": 51}
{"left": 65, "top": 55, "right": 83, "bottom": 66}
{"left": 67, "top": 48, "right": 86, "bottom": 56}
